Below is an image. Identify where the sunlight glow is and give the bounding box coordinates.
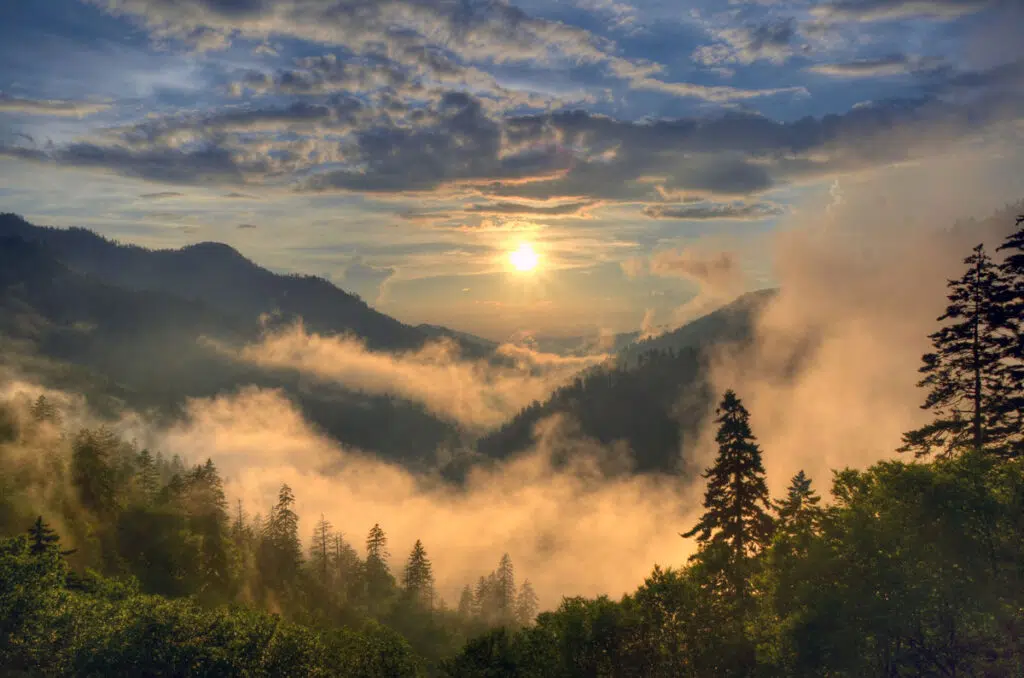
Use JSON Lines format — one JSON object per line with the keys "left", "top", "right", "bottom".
{"left": 509, "top": 243, "right": 540, "bottom": 272}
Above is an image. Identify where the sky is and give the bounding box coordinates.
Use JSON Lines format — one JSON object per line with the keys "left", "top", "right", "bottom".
{"left": 1, "top": 0, "right": 1023, "bottom": 340}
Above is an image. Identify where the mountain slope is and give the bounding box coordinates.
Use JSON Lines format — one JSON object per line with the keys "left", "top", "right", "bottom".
{"left": 0, "top": 213, "right": 425, "bottom": 351}
{"left": 0, "top": 231, "right": 461, "bottom": 466}
{"left": 475, "top": 290, "right": 776, "bottom": 474}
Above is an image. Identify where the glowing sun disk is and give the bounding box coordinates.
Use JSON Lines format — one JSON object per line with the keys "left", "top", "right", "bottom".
{"left": 509, "top": 243, "right": 540, "bottom": 272}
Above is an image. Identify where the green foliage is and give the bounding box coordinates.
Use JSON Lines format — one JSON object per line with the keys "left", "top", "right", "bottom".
{"left": 683, "top": 390, "right": 774, "bottom": 603}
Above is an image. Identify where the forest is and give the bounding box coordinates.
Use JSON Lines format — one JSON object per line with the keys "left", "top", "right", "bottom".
{"left": 1, "top": 214, "right": 1023, "bottom": 676}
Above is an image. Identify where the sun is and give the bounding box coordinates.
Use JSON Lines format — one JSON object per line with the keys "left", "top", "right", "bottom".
{"left": 509, "top": 243, "right": 540, "bottom": 272}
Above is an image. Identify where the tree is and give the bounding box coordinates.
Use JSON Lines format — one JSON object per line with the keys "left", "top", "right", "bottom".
{"left": 27, "top": 517, "right": 74, "bottom": 557}
{"left": 682, "top": 390, "right": 774, "bottom": 574}
{"left": 364, "top": 523, "right": 394, "bottom": 609}
{"left": 514, "top": 580, "right": 538, "bottom": 626}
{"left": 401, "top": 539, "right": 434, "bottom": 609}
{"left": 496, "top": 554, "right": 516, "bottom": 624}
{"left": 773, "top": 470, "right": 822, "bottom": 537}
{"left": 258, "top": 484, "right": 302, "bottom": 591}
{"left": 457, "top": 585, "right": 474, "bottom": 618}
{"left": 900, "top": 244, "right": 1009, "bottom": 457}
{"left": 310, "top": 514, "right": 333, "bottom": 587}
{"left": 993, "top": 215, "right": 1024, "bottom": 456}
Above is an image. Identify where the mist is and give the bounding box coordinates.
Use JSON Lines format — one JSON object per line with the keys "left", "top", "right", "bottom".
{"left": 229, "top": 327, "right": 609, "bottom": 430}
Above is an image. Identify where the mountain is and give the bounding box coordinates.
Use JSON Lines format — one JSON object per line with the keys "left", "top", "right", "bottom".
{"left": 0, "top": 213, "right": 428, "bottom": 351}
{"left": 475, "top": 290, "right": 776, "bottom": 474}
{"left": 616, "top": 289, "right": 777, "bottom": 367}
{"left": 0, "top": 221, "right": 464, "bottom": 465}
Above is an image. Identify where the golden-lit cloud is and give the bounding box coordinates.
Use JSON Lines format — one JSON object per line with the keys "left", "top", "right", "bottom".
{"left": 227, "top": 327, "right": 607, "bottom": 431}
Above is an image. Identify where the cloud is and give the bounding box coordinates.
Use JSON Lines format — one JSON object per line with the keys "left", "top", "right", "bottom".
{"left": 813, "top": 0, "right": 994, "bottom": 22}
{"left": 642, "top": 201, "right": 785, "bottom": 220}
{"left": 237, "top": 223, "right": 258, "bottom": 229}
{"left": 648, "top": 250, "right": 743, "bottom": 288}
{"left": 138, "top": 191, "right": 185, "bottom": 200}
{"left": 465, "top": 200, "right": 598, "bottom": 218}
{"left": 809, "top": 54, "right": 944, "bottom": 77}
{"left": 227, "top": 327, "right": 607, "bottom": 430}
{"left": 693, "top": 18, "right": 799, "bottom": 67}
{"left": 337, "top": 256, "right": 395, "bottom": 302}
{"left": 145, "top": 387, "right": 701, "bottom": 608}
{"left": 0, "top": 93, "right": 110, "bottom": 117}
{"left": 704, "top": 146, "right": 1024, "bottom": 497}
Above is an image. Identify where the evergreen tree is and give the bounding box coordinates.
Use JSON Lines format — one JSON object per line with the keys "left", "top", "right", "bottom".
{"left": 26, "top": 516, "right": 73, "bottom": 557}
{"left": 134, "top": 449, "right": 159, "bottom": 505}
{"left": 310, "top": 514, "right": 333, "bottom": 587}
{"left": 258, "top": 484, "right": 302, "bottom": 591}
{"left": 496, "top": 553, "right": 515, "bottom": 623}
{"left": 457, "top": 585, "right": 474, "bottom": 618}
{"left": 514, "top": 580, "right": 538, "bottom": 626}
{"left": 773, "top": 470, "right": 822, "bottom": 536}
{"left": 30, "top": 395, "right": 58, "bottom": 424}
{"left": 402, "top": 539, "right": 434, "bottom": 608}
{"left": 900, "top": 244, "right": 1009, "bottom": 457}
{"left": 994, "top": 215, "right": 1024, "bottom": 456}
{"left": 682, "top": 390, "right": 774, "bottom": 565}
{"left": 364, "top": 523, "right": 394, "bottom": 608}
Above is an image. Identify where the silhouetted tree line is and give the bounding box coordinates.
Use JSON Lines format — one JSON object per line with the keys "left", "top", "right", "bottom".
{"left": 445, "top": 215, "right": 1024, "bottom": 676}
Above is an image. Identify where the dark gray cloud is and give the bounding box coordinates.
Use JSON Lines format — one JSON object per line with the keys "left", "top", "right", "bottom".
{"left": 302, "top": 92, "right": 566, "bottom": 193}
{"left": 642, "top": 201, "right": 786, "bottom": 220}
{"left": 55, "top": 143, "right": 250, "bottom": 186}
{"left": 139, "top": 191, "right": 185, "bottom": 199}
{"left": 694, "top": 18, "right": 799, "bottom": 67}
{"left": 813, "top": 0, "right": 994, "bottom": 21}
{"left": 0, "top": 93, "right": 110, "bottom": 117}
{"left": 465, "top": 200, "right": 597, "bottom": 217}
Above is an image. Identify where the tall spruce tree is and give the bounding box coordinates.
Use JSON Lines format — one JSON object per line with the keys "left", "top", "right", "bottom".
{"left": 402, "top": 539, "right": 434, "bottom": 608}
{"left": 682, "top": 390, "right": 774, "bottom": 562}
{"left": 514, "top": 580, "right": 538, "bottom": 627}
{"left": 496, "top": 554, "right": 516, "bottom": 624}
{"left": 365, "top": 523, "right": 394, "bottom": 607}
{"left": 900, "top": 243, "right": 1008, "bottom": 457}
{"left": 994, "top": 215, "right": 1024, "bottom": 457}
{"left": 310, "top": 514, "right": 333, "bottom": 587}
{"left": 773, "top": 470, "right": 822, "bottom": 536}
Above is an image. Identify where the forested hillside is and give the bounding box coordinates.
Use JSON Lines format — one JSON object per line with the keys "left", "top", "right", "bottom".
{"left": 0, "top": 219, "right": 468, "bottom": 465}
{"left": 477, "top": 290, "right": 776, "bottom": 474}
{"left": 2, "top": 214, "right": 1022, "bottom": 676}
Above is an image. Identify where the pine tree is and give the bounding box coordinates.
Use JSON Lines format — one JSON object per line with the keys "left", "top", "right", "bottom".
{"left": 773, "top": 470, "right": 822, "bottom": 536}
{"left": 30, "top": 395, "right": 58, "bottom": 423}
{"left": 682, "top": 390, "right": 774, "bottom": 563}
{"left": 27, "top": 516, "right": 70, "bottom": 556}
{"left": 135, "top": 449, "right": 159, "bottom": 504}
{"left": 310, "top": 515, "right": 333, "bottom": 587}
{"left": 258, "top": 484, "right": 303, "bottom": 590}
{"left": 514, "top": 580, "right": 538, "bottom": 626}
{"left": 994, "top": 215, "right": 1024, "bottom": 457}
{"left": 402, "top": 539, "right": 434, "bottom": 608}
{"left": 900, "top": 244, "right": 1009, "bottom": 458}
{"left": 364, "top": 523, "right": 394, "bottom": 608}
{"left": 457, "top": 585, "right": 474, "bottom": 618}
{"left": 495, "top": 554, "right": 516, "bottom": 624}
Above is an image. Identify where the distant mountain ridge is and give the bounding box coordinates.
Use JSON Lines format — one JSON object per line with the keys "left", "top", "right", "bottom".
{"left": 0, "top": 215, "right": 469, "bottom": 465}
{"left": 0, "top": 213, "right": 427, "bottom": 351}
